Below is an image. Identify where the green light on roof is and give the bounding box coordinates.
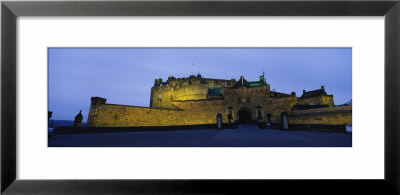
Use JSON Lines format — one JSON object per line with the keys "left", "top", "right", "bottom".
{"left": 249, "top": 82, "right": 263, "bottom": 87}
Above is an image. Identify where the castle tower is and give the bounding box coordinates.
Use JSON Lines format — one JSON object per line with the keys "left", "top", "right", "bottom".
{"left": 90, "top": 97, "right": 106, "bottom": 107}
{"left": 87, "top": 97, "right": 107, "bottom": 127}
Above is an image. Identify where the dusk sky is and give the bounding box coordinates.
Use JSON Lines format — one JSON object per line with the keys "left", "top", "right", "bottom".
{"left": 49, "top": 48, "right": 352, "bottom": 122}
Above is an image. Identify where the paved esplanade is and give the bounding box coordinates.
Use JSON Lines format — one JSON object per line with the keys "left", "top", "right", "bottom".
{"left": 49, "top": 125, "right": 351, "bottom": 147}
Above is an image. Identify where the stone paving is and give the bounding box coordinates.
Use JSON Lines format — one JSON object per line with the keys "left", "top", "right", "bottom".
{"left": 48, "top": 125, "right": 352, "bottom": 147}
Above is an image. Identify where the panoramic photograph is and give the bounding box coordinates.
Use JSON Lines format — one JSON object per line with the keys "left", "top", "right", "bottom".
{"left": 48, "top": 48, "right": 352, "bottom": 147}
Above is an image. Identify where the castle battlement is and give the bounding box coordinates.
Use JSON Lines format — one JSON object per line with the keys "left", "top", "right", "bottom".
{"left": 153, "top": 75, "right": 236, "bottom": 88}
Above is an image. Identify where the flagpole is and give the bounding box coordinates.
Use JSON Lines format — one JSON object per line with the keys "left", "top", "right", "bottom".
{"left": 241, "top": 62, "right": 243, "bottom": 85}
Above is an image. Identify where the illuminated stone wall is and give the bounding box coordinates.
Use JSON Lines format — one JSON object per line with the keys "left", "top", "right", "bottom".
{"left": 221, "top": 86, "right": 299, "bottom": 123}
{"left": 87, "top": 104, "right": 225, "bottom": 127}
{"left": 267, "top": 96, "right": 298, "bottom": 123}
{"left": 150, "top": 77, "right": 236, "bottom": 109}
{"left": 288, "top": 106, "right": 352, "bottom": 125}
{"left": 87, "top": 98, "right": 227, "bottom": 127}
{"left": 292, "top": 105, "right": 352, "bottom": 115}
{"left": 87, "top": 76, "right": 351, "bottom": 128}
{"left": 297, "top": 95, "right": 334, "bottom": 107}
{"left": 172, "top": 99, "right": 226, "bottom": 123}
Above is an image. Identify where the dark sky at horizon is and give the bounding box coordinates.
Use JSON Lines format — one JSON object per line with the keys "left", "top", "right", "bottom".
{"left": 49, "top": 48, "right": 352, "bottom": 122}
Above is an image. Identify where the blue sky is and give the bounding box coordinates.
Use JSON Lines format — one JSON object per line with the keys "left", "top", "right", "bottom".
{"left": 48, "top": 48, "right": 352, "bottom": 121}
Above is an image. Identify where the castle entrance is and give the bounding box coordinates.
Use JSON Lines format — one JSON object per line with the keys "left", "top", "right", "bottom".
{"left": 238, "top": 108, "right": 251, "bottom": 124}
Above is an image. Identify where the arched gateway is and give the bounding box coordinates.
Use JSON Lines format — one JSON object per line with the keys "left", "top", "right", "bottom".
{"left": 238, "top": 108, "right": 251, "bottom": 124}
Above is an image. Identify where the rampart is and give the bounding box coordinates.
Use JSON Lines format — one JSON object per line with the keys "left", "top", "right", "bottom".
{"left": 297, "top": 95, "right": 334, "bottom": 107}
{"left": 289, "top": 106, "right": 352, "bottom": 125}
{"left": 150, "top": 76, "right": 236, "bottom": 109}
{"left": 87, "top": 97, "right": 227, "bottom": 127}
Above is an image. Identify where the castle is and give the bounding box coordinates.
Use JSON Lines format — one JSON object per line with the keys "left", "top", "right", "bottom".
{"left": 86, "top": 74, "right": 351, "bottom": 131}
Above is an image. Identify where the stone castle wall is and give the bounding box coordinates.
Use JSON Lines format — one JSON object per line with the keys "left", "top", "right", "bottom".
{"left": 172, "top": 99, "right": 227, "bottom": 123}
{"left": 87, "top": 102, "right": 351, "bottom": 128}
{"left": 292, "top": 105, "right": 352, "bottom": 115}
{"left": 297, "top": 95, "right": 334, "bottom": 107}
{"left": 289, "top": 106, "right": 352, "bottom": 125}
{"left": 86, "top": 77, "right": 351, "bottom": 128}
{"left": 87, "top": 101, "right": 227, "bottom": 127}
{"left": 87, "top": 98, "right": 351, "bottom": 128}
{"left": 150, "top": 77, "right": 235, "bottom": 109}
{"left": 267, "top": 96, "right": 298, "bottom": 123}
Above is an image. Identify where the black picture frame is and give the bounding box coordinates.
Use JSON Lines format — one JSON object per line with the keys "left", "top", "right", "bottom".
{"left": 2, "top": 0, "right": 400, "bottom": 194}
